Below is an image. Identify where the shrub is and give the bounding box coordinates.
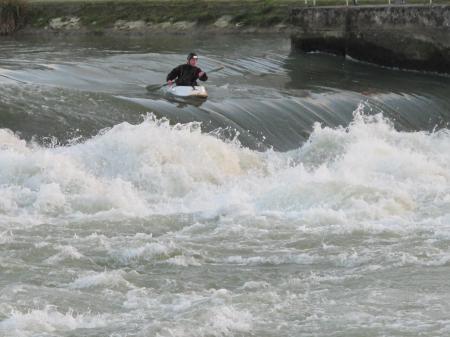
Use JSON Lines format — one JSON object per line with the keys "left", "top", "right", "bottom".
{"left": 0, "top": 0, "right": 27, "bottom": 35}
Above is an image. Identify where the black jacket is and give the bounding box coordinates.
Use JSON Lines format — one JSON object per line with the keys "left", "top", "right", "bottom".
{"left": 166, "top": 64, "right": 208, "bottom": 86}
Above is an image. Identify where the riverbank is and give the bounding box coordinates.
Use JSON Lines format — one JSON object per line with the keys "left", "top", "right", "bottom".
{"left": 13, "top": 0, "right": 450, "bottom": 35}
{"left": 10, "top": 0, "right": 298, "bottom": 35}
{"left": 1, "top": 0, "right": 450, "bottom": 73}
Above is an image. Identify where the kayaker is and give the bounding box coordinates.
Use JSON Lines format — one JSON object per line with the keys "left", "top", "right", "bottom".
{"left": 166, "top": 52, "right": 208, "bottom": 86}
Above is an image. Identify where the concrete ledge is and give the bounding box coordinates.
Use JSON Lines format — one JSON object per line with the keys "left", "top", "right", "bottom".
{"left": 291, "top": 5, "right": 450, "bottom": 73}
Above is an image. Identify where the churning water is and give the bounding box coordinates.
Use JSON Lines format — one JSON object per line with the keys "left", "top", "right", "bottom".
{"left": 1, "top": 34, "right": 450, "bottom": 337}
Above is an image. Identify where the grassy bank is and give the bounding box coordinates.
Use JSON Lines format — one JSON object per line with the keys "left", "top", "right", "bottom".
{"left": 2, "top": 0, "right": 450, "bottom": 35}
{"left": 24, "top": 0, "right": 295, "bottom": 31}
{"left": 26, "top": 0, "right": 450, "bottom": 4}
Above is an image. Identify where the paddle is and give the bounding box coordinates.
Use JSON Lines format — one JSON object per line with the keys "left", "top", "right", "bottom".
{"left": 0, "top": 74, "right": 28, "bottom": 84}
{"left": 146, "top": 65, "right": 224, "bottom": 92}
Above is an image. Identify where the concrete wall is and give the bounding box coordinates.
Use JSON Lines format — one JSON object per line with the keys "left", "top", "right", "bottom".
{"left": 291, "top": 6, "right": 450, "bottom": 73}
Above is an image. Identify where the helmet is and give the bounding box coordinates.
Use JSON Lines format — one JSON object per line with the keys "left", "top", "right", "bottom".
{"left": 187, "top": 52, "right": 198, "bottom": 61}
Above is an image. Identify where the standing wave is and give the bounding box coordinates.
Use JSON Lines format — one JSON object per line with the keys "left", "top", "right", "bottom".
{"left": 0, "top": 110, "right": 449, "bottom": 230}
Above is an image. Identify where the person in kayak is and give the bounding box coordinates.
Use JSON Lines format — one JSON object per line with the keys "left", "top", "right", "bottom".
{"left": 166, "top": 52, "right": 208, "bottom": 86}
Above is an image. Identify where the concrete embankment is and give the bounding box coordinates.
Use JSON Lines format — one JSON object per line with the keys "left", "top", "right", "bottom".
{"left": 290, "top": 5, "right": 450, "bottom": 74}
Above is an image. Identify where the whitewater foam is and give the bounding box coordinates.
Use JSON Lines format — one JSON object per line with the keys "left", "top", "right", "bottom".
{"left": 0, "top": 111, "right": 449, "bottom": 234}
{"left": 69, "top": 270, "right": 133, "bottom": 289}
{"left": 0, "top": 305, "right": 110, "bottom": 337}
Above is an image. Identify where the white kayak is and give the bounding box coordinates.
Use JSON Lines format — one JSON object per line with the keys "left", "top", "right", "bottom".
{"left": 168, "top": 85, "right": 208, "bottom": 98}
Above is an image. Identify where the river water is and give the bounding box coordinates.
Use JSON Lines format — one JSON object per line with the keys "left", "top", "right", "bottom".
{"left": 1, "top": 34, "right": 450, "bottom": 337}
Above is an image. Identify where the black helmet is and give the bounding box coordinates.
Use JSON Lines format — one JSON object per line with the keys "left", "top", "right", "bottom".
{"left": 187, "top": 52, "right": 198, "bottom": 61}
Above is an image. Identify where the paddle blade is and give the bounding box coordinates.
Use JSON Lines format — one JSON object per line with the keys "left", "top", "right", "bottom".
{"left": 208, "top": 66, "right": 224, "bottom": 74}
{"left": 146, "top": 83, "right": 168, "bottom": 92}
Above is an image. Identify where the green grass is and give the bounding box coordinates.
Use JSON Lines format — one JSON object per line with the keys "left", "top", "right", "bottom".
{"left": 5, "top": 0, "right": 450, "bottom": 32}
{"left": 24, "top": 0, "right": 450, "bottom": 5}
